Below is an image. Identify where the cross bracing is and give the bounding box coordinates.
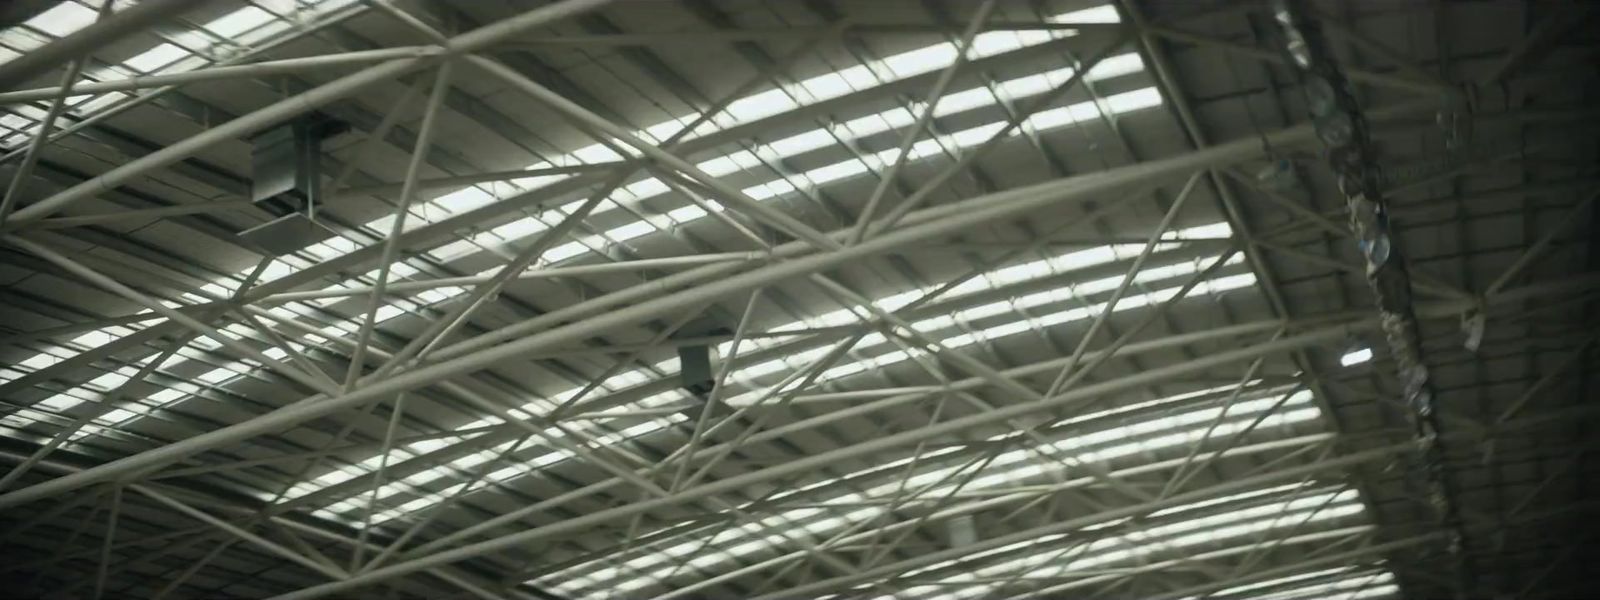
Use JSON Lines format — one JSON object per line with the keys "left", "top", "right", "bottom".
{"left": 0, "top": 1, "right": 1595, "bottom": 598}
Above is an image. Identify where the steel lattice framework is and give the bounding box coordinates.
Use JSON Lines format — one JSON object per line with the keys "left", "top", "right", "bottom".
{"left": 0, "top": 0, "right": 1595, "bottom": 599}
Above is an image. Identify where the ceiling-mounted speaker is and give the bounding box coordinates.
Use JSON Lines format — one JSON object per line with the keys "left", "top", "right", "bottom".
{"left": 238, "top": 114, "right": 347, "bottom": 256}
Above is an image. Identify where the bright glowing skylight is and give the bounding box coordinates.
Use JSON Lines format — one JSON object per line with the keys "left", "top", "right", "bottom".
{"left": 1340, "top": 347, "right": 1372, "bottom": 367}
{"left": 23, "top": 1, "right": 100, "bottom": 37}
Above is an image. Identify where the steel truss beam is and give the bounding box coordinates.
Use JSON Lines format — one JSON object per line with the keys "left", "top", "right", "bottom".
{"left": 0, "top": 0, "right": 193, "bottom": 90}
{"left": 702, "top": 442, "right": 1409, "bottom": 600}
{"left": 0, "top": 3, "right": 1592, "bottom": 596}
{"left": 0, "top": 93, "right": 1444, "bottom": 512}
{"left": 2, "top": 0, "right": 616, "bottom": 226}
{"left": 187, "top": 325, "right": 1369, "bottom": 599}
{"left": 0, "top": 446, "right": 534, "bottom": 598}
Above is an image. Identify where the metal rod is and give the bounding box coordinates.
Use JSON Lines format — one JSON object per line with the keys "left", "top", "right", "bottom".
{"left": 847, "top": 0, "right": 998, "bottom": 244}
{"left": 3, "top": 200, "right": 256, "bottom": 231}
{"left": 0, "top": 101, "right": 1428, "bottom": 511}
{"left": 5, "top": 57, "right": 420, "bottom": 224}
{"left": 342, "top": 61, "right": 456, "bottom": 391}
{"left": 0, "top": 46, "right": 444, "bottom": 105}
{"left": 1493, "top": 334, "right": 1597, "bottom": 426}
{"left": 1026, "top": 526, "right": 1389, "bottom": 598}
{"left": 0, "top": 3, "right": 367, "bottom": 169}
{"left": 350, "top": 393, "right": 409, "bottom": 571}
{"left": 339, "top": 162, "right": 622, "bottom": 197}
{"left": 1, "top": 235, "right": 338, "bottom": 395}
{"left": 131, "top": 485, "right": 351, "bottom": 581}
{"left": 0, "top": 330, "right": 197, "bottom": 491}
{"left": 1156, "top": 334, "right": 1286, "bottom": 499}
{"left": 1, "top": 0, "right": 617, "bottom": 225}
{"left": 809, "top": 276, "right": 1158, "bottom": 504}
{"left": 1141, "top": 24, "right": 1456, "bottom": 95}
{"left": 26, "top": 497, "right": 104, "bottom": 592}
{"left": 745, "top": 443, "right": 1410, "bottom": 599}
{"left": 0, "top": 486, "right": 98, "bottom": 547}
{"left": 1311, "top": 8, "right": 1445, "bottom": 86}
{"left": 92, "top": 484, "right": 121, "bottom": 600}
{"left": 150, "top": 538, "right": 238, "bottom": 600}
{"left": 501, "top": 22, "right": 1121, "bottom": 46}
{"left": 658, "top": 434, "right": 1334, "bottom": 600}
{"left": 1479, "top": 3, "right": 1593, "bottom": 85}
{"left": 399, "top": 190, "right": 612, "bottom": 370}
{"left": 261, "top": 252, "right": 766, "bottom": 303}
{"left": 356, "top": 434, "right": 538, "bottom": 574}
{"left": 0, "top": 36, "right": 93, "bottom": 228}
{"left": 235, "top": 309, "right": 339, "bottom": 389}
{"left": 323, "top": 76, "right": 428, "bottom": 203}
{"left": 405, "top": 318, "right": 1302, "bottom": 559}
{"left": 465, "top": 55, "right": 839, "bottom": 250}
{"left": 272, "top": 521, "right": 346, "bottom": 582}
{"left": 1137, "top": 534, "right": 1443, "bottom": 600}
{"left": 0, "top": 0, "right": 192, "bottom": 90}
{"left": 1043, "top": 170, "right": 1203, "bottom": 400}
{"left": 866, "top": 33, "right": 1132, "bottom": 237}
{"left": 1222, "top": 168, "right": 1470, "bottom": 300}
{"left": 669, "top": 290, "right": 762, "bottom": 492}
{"left": 547, "top": 303, "right": 707, "bottom": 421}
{"left": 1484, "top": 186, "right": 1600, "bottom": 297}
{"left": 0, "top": 449, "right": 513, "bottom": 598}
{"left": 269, "top": 325, "right": 1364, "bottom": 599}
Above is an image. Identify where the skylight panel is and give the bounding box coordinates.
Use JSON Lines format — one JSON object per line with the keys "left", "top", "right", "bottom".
{"left": 1101, "top": 86, "right": 1164, "bottom": 113}
{"left": 1340, "top": 347, "right": 1372, "bottom": 366}
{"left": 724, "top": 88, "right": 800, "bottom": 123}
{"left": 435, "top": 188, "right": 497, "bottom": 213}
{"left": 2, "top": 41, "right": 53, "bottom": 75}
{"left": 123, "top": 43, "right": 188, "bottom": 73}
{"left": 25, "top": 2, "right": 99, "bottom": 37}
{"left": 0, "top": 114, "right": 32, "bottom": 132}
{"left": 203, "top": 5, "right": 275, "bottom": 38}
{"left": 804, "top": 160, "right": 872, "bottom": 186}
{"left": 794, "top": 67, "right": 874, "bottom": 102}
{"left": 1086, "top": 53, "right": 1149, "bottom": 81}
{"left": 1051, "top": 5, "right": 1123, "bottom": 24}
{"left": 881, "top": 45, "right": 960, "bottom": 78}
{"left": 1164, "top": 221, "right": 1233, "bottom": 240}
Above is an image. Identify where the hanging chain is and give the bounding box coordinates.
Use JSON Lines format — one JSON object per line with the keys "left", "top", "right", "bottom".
{"left": 1270, "top": 1, "right": 1472, "bottom": 596}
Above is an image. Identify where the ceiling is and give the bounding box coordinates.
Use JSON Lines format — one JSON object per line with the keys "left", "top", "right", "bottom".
{"left": 0, "top": 0, "right": 1596, "bottom": 598}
